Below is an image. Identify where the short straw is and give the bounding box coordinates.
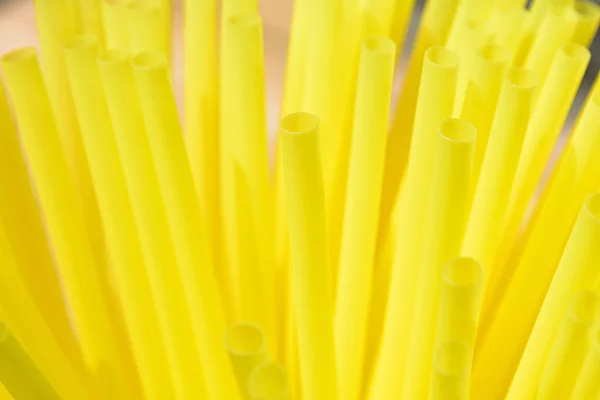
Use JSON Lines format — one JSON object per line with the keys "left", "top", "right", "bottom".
{"left": 368, "top": 46, "right": 459, "bottom": 399}
{"left": 128, "top": 1, "right": 170, "bottom": 59}
{"left": 97, "top": 50, "right": 207, "bottom": 399}
{"left": 0, "top": 322, "right": 60, "bottom": 400}
{"left": 248, "top": 362, "right": 290, "bottom": 400}
{"left": 571, "top": 328, "right": 600, "bottom": 399}
{"left": 506, "top": 192, "right": 600, "bottom": 398}
{"left": 0, "top": 48, "right": 125, "bottom": 397}
{"left": 224, "top": 323, "right": 268, "bottom": 398}
{"left": 281, "top": 112, "right": 338, "bottom": 400}
{"left": 537, "top": 291, "right": 599, "bottom": 399}
{"left": 102, "top": 0, "right": 130, "bottom": 51}
{"left": 402, "top": 118, "right": 477, "bottom": 400}
{"left": 429, "top": 341, "right": 473, "bottom": 400}
{"left": 572, "top": 1, "right": 600, "bottom": 47}
{"left": 462, "top": 67, "right": 538, "bottom": 272}
{"left": 65, "top": 37, "right": 175, "bottom": 399}
{"left": 335, "top": 36, "right": 395, "bottom": 400}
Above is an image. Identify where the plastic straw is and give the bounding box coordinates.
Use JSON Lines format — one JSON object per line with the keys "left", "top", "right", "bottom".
{"left": 0, "top": 47, "right": 126, "bottom": 396}
{"left": 224, "top": 323, "right": 268, "bottom": 398}
{"left": 368, "top": 46, "right": 459, "bottom": 399}
{"left": 334, "top": 36, "right": 395, "bottom": 400}
{"left": 537, "top": 291, "right": 599, "bottom": 399}
{"left": 571, "top": 328, "right": 600, "bottom": 399}
{"left": 280, "top": 112, "right": 338, "bottom": 400}
{"left": 572, "top": 1, "right": 600, "bottom": 46}
{"left": 76, "top": 0, "right": 104, "bottom": 48}
{"left": 128, "top": 1, "right": 169, "bottom": 59}
{"left": 102, "top": 0, "right": 130, "bottom": 51}
{"left": 462, "top": 67, "right": 537, "bottom": 272}
{"left": 131, "top": 51, "right": 240, "bottom": 399}
{"left": 402, "top": 118, "right": 477, "bottom": 400}
{"left": 429, "top": 341, "right": 473, "bottom": 400}
{"left": 248, "top": 362, "right": 290, "bottom": 400}
{"left": 97, "top": 49, "right": 207, "bottom": 399}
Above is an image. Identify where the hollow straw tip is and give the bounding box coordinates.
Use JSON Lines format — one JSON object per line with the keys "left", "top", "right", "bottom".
{"left": 248, "top": 362, "right": 290, "bottom": 400}
{"left": 438, "top": 118, "right": 477, "bottom": 146}
{"left": 224, "top": 322, "right": 267, "bottom": 357}
{"left": 442, "top": 257, "right": 485, "bottom": 288}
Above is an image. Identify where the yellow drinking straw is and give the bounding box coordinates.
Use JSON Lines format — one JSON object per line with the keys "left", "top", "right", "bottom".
{"left": 131, "top": 50, "right": 240, "bottom": 399}
{"left": 102, "top": 0, "right": 130, "bottom": 51}
{"left": 281, "top": 113, "right": 338, "bottom": 400}
{"left": 571, "top": 328, "right": 600, "bottom": 399}
{"left": 403, "top": 118, "right": 477, "bottom": 400}
{"left": 490, "top": 5, "right": 530, "bottom": 61}
{"left": 506, "top": 192, "right": 600, "bottom": 399}
{"left": 248, "top": 362, "right": 290, "bottom": 400}
{"left": 572, "top": 1, "right": 600, "bottom": 46}
{"left": 75, "top": 0, "right": 105, "bottom": 48}
{"left": 0, "top": 322, "right": 59, "bottom": 400}
{"left": 429, "top": 341, "right": 473, "bottom": 400}
{"left": 128, "top": 1, "right": 170, "bottom": 59}
{"left": 0, "top": 48, "right": 125, "bottom": 397}
{"left": 537, "top": 291, "right": 599, "bottom": 399}
{"left": 335, "top": 36, "right": 395, "bottom": 400}
{"left": 369, "top": 46, "right": 459, "bottom": 399}
{"left": 97, "top": 50, "right": 207, "bottom": 399}
{"left": 225, "top": 323, "right": 268, "bottom": 398}
{"left": 462, "top": 67, "right": 537, "bottom": 272}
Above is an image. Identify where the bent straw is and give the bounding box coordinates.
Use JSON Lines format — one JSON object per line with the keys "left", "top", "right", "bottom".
{"left": 65, "top": 37, "right": 175, "bottom": 399}
{"left": 462, "top": 67, "right": 537, "bottom": 272}
{"left": 537, "top": 291, "right": 599, "bottom": 399}
{"left": 132, "top": 51, "right": 240, "bottom": 399}
{"left": 335, "top": 36, "right": 395, "bottom": 400}
{"left": 506, "top": 192, "right": 600, "bottom": 399}
{"left": 128, "top": 1, "right": 169, "bottom": 58}
{"left": 472, "top": 86, "right": 600, "bottom": 400}
{"left": 429, "top": 341, "right": 473, "bottom": 400}
{"left": 224, "top": 323, "right": 268, "bottom": 398}
{"left": 0, "top": 81, "right": 77, "bottom": 367}
{"left": 368, "top": 46, "right": 459, "bottom": 399}
{"left": 572, "top": 1, "right": 600, "bottom": 46}
{"left": 571, "top": 328, "right": 600, "bottom": 399}
{"left": 0, "top": 228, "right": 89, "bottom": 399}
{"left": 0, "top": 322, "right": 59, "bottom": 400}
{"left": 0, "top": 48, "right": 125, "bottom": 397}
{"left": 97, "top": 50, "right": 207, "bottom": 399}
{"left": 248, "top": 362, "right": 290, "bottom": 400}
{"left": 402, "top": 118, "right": 477, "bottom": 400}
{"left": 281, "top": 113, "right": 338, "bottom": 400}
{"left": 436, "top": 257, "right": 485, "bottom": 346}
{"left": 102, "top": 0, "right": 130, "bottom": 50}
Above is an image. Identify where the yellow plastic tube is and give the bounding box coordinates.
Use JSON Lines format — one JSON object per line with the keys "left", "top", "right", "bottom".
{"left": 572, "top": 1, "right": 600, "bottom": 46}
{"left": 0, "top": 48, "right": 125, "bottom": 397}
{"left": 248, "top": 362, "right": 290, "bottom": 400}
{"left": 102, "top": 0, "right": 130, "bottom": 50}
{"left": 472, "top": 86, "right": 600, "bottom": 400}
{"left": 536, "top": 291, "right": 599, "bottom": 399}
{"left": 0, "top": 322, "right": 59, "bottom": 400}
{"left": 0, "top": 227, "right": 89, "bottom": 399}
{"left": 524, "top": 5, "right": 577, "bottom": 86}
{"left": 429, "top": 341, "right": 473, "bottom": 400}
{"left": 571, "top": 328, "right": 600, "bottom": 399}
{"left": 368, "top": 47, "right": 459, "bottom": 400}
{"left": 97, "top": 50, "right": 207, "bottom": 399}
{"left": 131, "top": 51, "right": 240, "bottom": 400}
{"left": 224, "top": 323, "right": 268, "bottom": 398}
{"left": 462, "top": 67, "right": 537, "bottom": 272}
{"left": 280, "top": 113, "right": 338, "bottom": 400}
{"left": 506, "top": 192, "right": 600, "bottom": 399}
{"left": 436, "top": 257, "right": 485, "bottom": 346}
{"left": 402, "top": 118, "right": 477, "bottom": 400}
{"left": 334, "top": 36, "right": 395, "bottom": 400}
{"left": 128, "top": 1, "right": 169, "bottom": 58}
{"left": 76, "top": 0, "right": 104, "bottom": 47}
{"left": 529, "top": 0, "right": 576, "bottom": 30}
{"left": 490, "top": 4, "right": 529, "bottom": 57}
{"left": 65, "top": 37, "right": 175, "bottom": 399}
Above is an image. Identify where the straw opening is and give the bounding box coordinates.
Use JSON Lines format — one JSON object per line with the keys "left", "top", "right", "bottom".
{"left": 478, "top": 44, "right": 510, "bottom": 64}
{"left": 506, "top": 67, "right": 538, "bottom": 89}
{"left": 64, "top": 35, "right": 97, "bottom": 51}
{"left": 561, "top": 43, "right": 590, "bottom": 60}
{"left": 280, "top": 112, "right": 320, "bottom": 135}
{"left": 584, "top": 192, "right": 600, "bottom": 222}
{"left": 438, "top": 118, "right": 477, "bottom": 143}
{"left": 574, "top": 1, "right": 600, "bottom": 18}
{"left": 433, "top": 341, "right": 472, "bottom": 377}
{"left": 363, "top": 36, "right": 395, "bottom": 55}
{"left": 132, "top": 51, "right": 167, "bottom": 69}
{"left": 1, "top": 47, "right": 37, "bottom": 64}
{"left": 425, "top": 47, "right": 459, "bottom": 69}
{"left": 98, "top": 49, "right": 130, "bottom": 64}
{"left": 443, "top": 257, "right": 484, "bottom": 288}
{"left": 224, "top": 322, "right": 266, "bottom": 356}
{"left": 248, "top": 362, "right": 289, "bottom": 399}
{"left": 567, "top": 291, "right": 599, "bottom": 327}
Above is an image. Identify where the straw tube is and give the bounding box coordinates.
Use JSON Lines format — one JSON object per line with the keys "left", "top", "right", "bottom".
{"left": 506, "top": 193, "right": 600, "bottom": 398}
{"left": 128, "top": 1, "right": 170, "bottom": 58}
{"left": 224, "top": 323, "right": 268, "bottom": 398}
{"left": 334, "top": 36, "right": 395, "bottom": 400}
{"left": 571, "top": 328, "right": 600, "bottom": 399}
{"left": 536, "top": 291, "right": 599, "bottom": 399}
{"left": 97, "top": 50, "right": 207, "bottom": 399}
{"left": 429, "top": 341, "right": 473, "bottom": 400}
{"left": 248, "top": 362, "right": 290, "bottom": 400}
{"left": 103, "top": 0, "right": 130, "bottom": 50}
{"left": 65, "top": 37, "right": 175, "bottom": 399}
{"left": 472, "top": 86, "right": 600, "bottom": 400}
{"left": 368, "top": 46, "right": 459, "bottom": 399}
{"left": 281, "top": 113, "right": 338, "bottom": 400}
{"left": 0, "top": 48, "right": 125, "bottom": 396}
{"left": 402, "top": 118, "right": 477, "bottom": 400}
{"left": 462, "top": 67, "right": 537, "bottom": 272}
{"left": 131, "top": 51, "right": 240, "bottom": 399}
{"left": 572, "top": 1, "right": 600, "bottom": 46}
{"left": 0, "top": 322, "right": 59, "bottom": 400}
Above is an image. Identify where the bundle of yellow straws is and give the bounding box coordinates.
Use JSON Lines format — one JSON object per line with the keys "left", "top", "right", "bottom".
{"left": 0, "top": 0, "right": 599, "bottom": 398}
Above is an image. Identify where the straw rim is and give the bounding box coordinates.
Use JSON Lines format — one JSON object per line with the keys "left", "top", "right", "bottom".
{"left": 506, "top": 67, "right": 538, "bottom": 89}
{"left": 438, "top": 118, "right": 477, "bottom": 144}
{"left": 566, "top": 291, "right": 599, "bottom": 327}
{"left": 280, "top": 112, "right": 320, "bottom": 136}
{"left": 442, "top": 257, "right": 484, "bottom": 288}
{"left": 132, "top": 51, "right": 168, "bottom": 70}
{"left": 97, "top": 48, "right": 131, "bottom": 65}
{"left": 433, "top": 341, "right": 473, "bottom": 378}
{"left": 247, "top": 362, "right": 290, "bottom": 400}
{"left": 560, "top": 43, "right": 591, "bottom": 61}
{"left": 574, "top": 1, "right": 600, "bottom": 19}
{"left": 362, "top": 36, "right": 395, "bottom": 55}
{"left": 223, "top": 322, "right": 267, "bottom": 357}
{"left": 0, "top": 47, "right": 37, "bottom": 65}
{"left": 478, "top": 44, "right": 511, "bottom": 65}
{"left": 425, "top": 47, "right": 459, "bottom": 69}
{"left": 583, "top": 192, "right": 600, "bottom": 223}
{"left": 64, "top": 35, "right": 98, "bottom": 51}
